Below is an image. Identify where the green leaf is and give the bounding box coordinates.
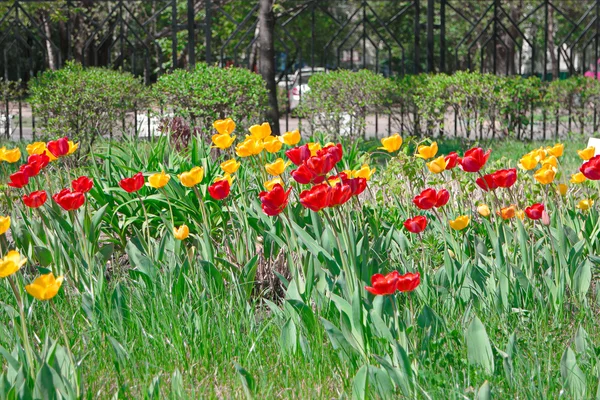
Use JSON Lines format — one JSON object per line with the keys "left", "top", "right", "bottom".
{"left": 560, "top": 347, "right": 586, "bottom": 399}
{"left": 466, "top": 315, "right": 494, "bottom": 375}
{"left": 33, "top": 246, "right": 53, "bottom": 267}
{"left": 280, "top": 318, "right": 297, "bottom": 354}
{"left": 234, "top": 363, "right": 255, "bottom": 400}
{"left": 352, "top": 364, "right": 369, "bottom": 400}
{"left": 573, "top": 260, "right": 592, "bottom": 302}
{"left": 475, "top": 380, "right": 491, "bottom": 400}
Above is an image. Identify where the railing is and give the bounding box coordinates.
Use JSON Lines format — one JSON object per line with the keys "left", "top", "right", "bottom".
{"left": 1, "top": 0, "right": 600, "bottom": 140}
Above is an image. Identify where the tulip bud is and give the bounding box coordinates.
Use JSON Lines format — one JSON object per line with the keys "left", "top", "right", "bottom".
{"left": 541, "top": 210, "right": 550, "bottom": 226}
{"left": 477, "top": 204, "right": 491, "bottom": 217}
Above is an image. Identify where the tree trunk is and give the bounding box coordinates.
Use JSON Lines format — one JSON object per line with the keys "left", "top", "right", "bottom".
{"left": 548, "top": 5, "right": 558, "bottom": 79}
{"left": 42, "top": 13, "right": 57, "bottom": 70}
{"left": 258, "top": 0, "right": 280, "bottom": 135}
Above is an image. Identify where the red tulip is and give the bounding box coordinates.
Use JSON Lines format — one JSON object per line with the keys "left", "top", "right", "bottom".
{"left": 365, "top": 271, "right": 399, "bottom": 296}
{"left": 259, "top": 184, "right": 291, "bottom": 216}
{"left": 445, "top": 152, "right": 459, "bottom": 170}
{"left": 328, "top": 183, "right": 352, "bottom": 207}
{"left": 459, "top": 147, "right": 491, "bottom": 172}
{"left": 19, "top": 163, "right": 39, "bottom": 179}
{"left": 119, "top": 172, "right": 144, "bottom": 193}
{"left": 306, "top": 154, "right": 337, "bottom": 176}
{"left": 493, "top": 168, "right": 517, "bottom": 188}
{"left": 435, "top": 188, "right": 450, "bottom": 207}
{"left": 7, "top": 171, "right": 29, "bottom": 188}
{"left": 341, "top": 174, "right": 367, "bottom": 196}
{"left": 580, "top": 155, "right": 600, "bottom": 180}
{"left": 22, "top": 190, "right": 47, "bottom": 208}
{"left": 208, "top": 179, "right": 231, "bottom": 200}
{"left": 28, "top": 153, "right": 50, "bottom": 170}
{"left": 397, "top": 272, "right": 420, "bottom": 292}
{"left": 317, "top": 143, "right": 343, "bottom": 164}
{"left": 525, "top": 203, "right": 545, "bottom": 220}
{"left": 299, "top": 183, "right": 331, "bottom": 212}
{"left": 404, "top": 215, "right": 427, "bottom": 234}
{"left": 52, "top": 189, "right": 85, "bottom": 211}
{"left": 413, "top": 189, "right": 437, "bottom": 210}
{"left": 72, "top": 176, "right": 94, "bottom": 193}
{"left": 291, "top": 163, "right": 323, "bottom": 185}
{"left": 476, "top": 173, "right": 498, "bottom": 192}
{"left": 285, "top": 144, "right": 312, "bottom": 166}
{"left": 47, "top": 137, "right": 69, "bottom": 158}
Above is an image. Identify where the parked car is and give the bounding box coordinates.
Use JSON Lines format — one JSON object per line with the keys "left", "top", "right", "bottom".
{"left": 288, "top": 67, "right": 326, "bottom": 111}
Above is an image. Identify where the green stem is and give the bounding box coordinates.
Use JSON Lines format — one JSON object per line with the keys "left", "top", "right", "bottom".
{"left": 51, "top": 300, "right": 80, "bottom": 397}
{"left": 8, "top": 275, "right": 35, "bottom": 379}
{"left": 136, "top": 192, "right": 153, "bottom": 259}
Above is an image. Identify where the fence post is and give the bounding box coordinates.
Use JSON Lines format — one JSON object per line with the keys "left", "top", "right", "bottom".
{"left": 440, "top": 0, "right": 446, "bottom": 73}
{"left": 172, "top": 0, "right": 177, "bottom": 70}
{"left": 187, "top": 0, "right": 195, "bottom": 70}
{"left": 414, "top": 0, "right": 420, "bottom": 73}
{"left": 205, "top": 0, "right": 212, "bottom": 64}
{"left": 426, "top": 0, "right": 435, "bottom": 72}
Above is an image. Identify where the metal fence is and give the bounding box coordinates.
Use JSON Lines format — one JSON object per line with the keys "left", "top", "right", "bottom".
{"left": 1, "top": 0, "right": 600, "bottom": 140}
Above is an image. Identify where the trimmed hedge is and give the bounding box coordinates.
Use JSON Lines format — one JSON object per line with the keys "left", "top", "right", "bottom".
{"left": 153, "top": 63, "right": 268, "bottom": 134}
{"left": 29, "top": 62, "right": 147, "bottom": 151}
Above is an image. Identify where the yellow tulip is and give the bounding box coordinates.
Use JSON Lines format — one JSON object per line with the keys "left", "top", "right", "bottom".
{"left": 213, "top": 118, "right": 236, "bottom": 135}
{"left": 220, "top": 158, "right": 240, "bottom": 174}
{"left": 449, "top": 215, "right": 470, "bottom": 231}
{"left": 415, "top": 142, "right": 438, "bottom": 160}
{"left": 477, "top": 204, "right": 491, "bottom": 217}
{"left": 67, "top": 141, "right": 79, "bottom": 155}
{"left": 235, "top": 137, "right": 264, "bottom": 157}
{"left": 354, "top": 164, "right": 376, "bottom": 180}
{"left": 178, "top": 166, "right": 204, "bottom": 187}
{"left": 578, "top": 146, "right": 595, "bottom": 160}
{"left": 148, "top": 171, "right": 171, "bottom": 189}
{"left": 516, "top": 210, "right": 525, "bottom": 221}
{"left": 215, "top": 173, "right": 235, "bottom": 185}
{"left": 0, "top": 216, "right": 9, "bottom": 235}
{"left": 570, "top": 172, "right": 587, "bottom": 184}
{"left": 533, "top": 164, "right": 556, "bottom": 185}
{"left": 264, "top": 177, "right": 283, "bottom": 191}
{"left": 308, "top": 142, "right": 321, "bottom": 156}
{"left": 174, "top": 224, "right": 190, "bottom": 240}
{"left": 518, "top": 154, "right": 538, "bottom": 171}
{"left": 546, "top": 143, "right": 564, "bottom": 157}
{"left": 532, "top": 148, "right": 547, "bottom": 162}
{"left": 541, "top": 155, "right": 558, "bottom": 168}
{"left": 0, "top": 250, "right": 27, "bottom": 278}
{"left": 577, "top": 199, "right": 594, "bottom": 211}
{"left": 426, "top": 156, "right": 447, "bottom": 174}
{"left": 263, "top": 136, "right": 283, "bottom": 153}
{"left": 26, "top": 142, "right": 45, "bottom": 155}
{"left": 265, "top": 158, "right": 290, "bottom": 176}
{"left": 378, "top": 133, "right": 403, "bottom": 153}
{"left": 280, "top": 129, "right": 301, "bottom": 145}
{"left": 249, "top": 122, "right": 272, "bottom": 139}
{"left": 25, "top": 273, "right": 64, "bottom": 301}
{"left": 557, "top": 183, "right": 568, "bottom": 196}
{"left": 211, "top": 133, "right": 236, "bottom": 150}
{"left": 1, "top": 148, "right": 21, "bottom": 163}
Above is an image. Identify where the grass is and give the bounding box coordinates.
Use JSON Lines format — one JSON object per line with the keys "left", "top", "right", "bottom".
{"left": 1, "top": 135, "right": 599, "bottom": 398}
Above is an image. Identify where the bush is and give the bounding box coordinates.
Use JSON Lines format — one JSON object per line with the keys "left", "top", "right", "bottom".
{"left": 298, "top": 69, "right": 394, "bottom": 138}
{"left": 29, "top": 62, "right": 148, "bottom": 152}
{"left": 545, "top": 76, "right": 600, "bottom": 134}
{"left": 153, "top": 63, "right": 269, "bottom": 134}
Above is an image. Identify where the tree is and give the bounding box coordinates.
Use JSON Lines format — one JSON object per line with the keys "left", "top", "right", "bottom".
{"left": 258, "top": 0, "right": 280, "bottom": 134}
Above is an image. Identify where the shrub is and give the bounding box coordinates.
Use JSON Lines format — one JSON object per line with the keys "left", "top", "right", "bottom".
{"left": 29, "top": 62, "right": 148, "bottom": 152}
{"left": 153, "top": 63, "right": 269, "bottom": 134}
{"left": 499, "top": 75, "right": 542, "bottom": 138}
{"left": 545, "top": 76, "right": 600, "bottom": 134}
{"left": 298, "top": 69, "right": 394, "bottom": 138}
